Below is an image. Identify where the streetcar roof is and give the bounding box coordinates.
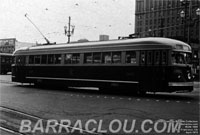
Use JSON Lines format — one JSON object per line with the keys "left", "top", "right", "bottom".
{"left": 0, "top": 53, "right": 13, "bottom": 56}
{"left": 13, "top": 37, "right": 191, "bottom": 55}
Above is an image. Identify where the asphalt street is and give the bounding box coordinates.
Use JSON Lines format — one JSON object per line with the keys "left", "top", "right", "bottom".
{"left": 0, "top": 75, "right": 199, "bottom": 135}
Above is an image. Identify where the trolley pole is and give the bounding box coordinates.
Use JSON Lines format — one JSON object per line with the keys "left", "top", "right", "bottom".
{"left": 64, "top": 16, "right": 75, "bottom": 44}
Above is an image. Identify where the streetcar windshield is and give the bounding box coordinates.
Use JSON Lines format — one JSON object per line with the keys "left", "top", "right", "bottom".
{"left": 172, "top": 51, "right": 191, "bottom": 64}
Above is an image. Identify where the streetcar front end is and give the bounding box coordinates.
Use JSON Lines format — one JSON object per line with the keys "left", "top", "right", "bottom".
{"left": 168, "top": 44, "right": 194, "bottom": 92}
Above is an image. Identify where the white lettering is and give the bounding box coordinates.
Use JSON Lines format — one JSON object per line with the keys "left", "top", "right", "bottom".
{"left": 85, "top": 119, "right": 97, "bottom": 133}
{"left": 45, "top": 120, "right": 58, "bottom": 133}
{"left": 97, "top": 120, "right": 107, "bottom": 133}
{"left": 167, "top": 119, "right": 182, "bottom": 133}
{"left": 123, "top": 119, "right": 136, "bottom": 133}
{"left": 32, "top": 119, "right": 44, "bottom": 133}
{"left": 109, "top": 119, "right": 122, "bottom": 133}
{"left": 154, "top": 119, "right": 167, "bottom": 133}
{"left": 58, "top": 119, "right": 71, "bottom": 133}
{"left": 141, "top": 119, "right": 153, "bottom": 133}
{"left": 71, "top": 120, "right": 83, "bottom": 133}
{"left": 19, "top": 120, "right": 31, "bottom": 133}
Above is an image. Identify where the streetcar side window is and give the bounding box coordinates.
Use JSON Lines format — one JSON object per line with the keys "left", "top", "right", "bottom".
{"left": 5, "top": 57, "right": 10, "bottom": 63}
{"left": 29, "top": 55, "right": 34, "bottom": 64}
{"left": 34, "top": 55, "right": 41, "bottom": 64}
{"left": 54, "top": 54, "right": 61, "bottom": 64}
{"left": 1, "top": 57, "right": 5, "bottom": 63}
{"left": 112, "top": 52, "right": 121, "bottom": 64}
{"left": 84, "top": 53, "right": 92, "bottom": 64}
{"left": 126, "top": 51, "right": 137, "bottom": 64}
{"left": 16, "top": 56, "right": 25, "bottom": 64}
{"left": 41, "top": 55, "right": 47, "bottom": 64}
{"left": 48, "top": 54, "right": 54, "bottom": 64}
{"left": 93, "top": 52, "right": 101, "bottom": 64}
{"left": 147, "top": 51, "right": 153, "bottom": 65}
{"left": 161, "top": 51, "right": 167, "bottom": 65}
{"left": 154, "top": 51, "right": 160, "bottom": 65}
{"left": 140, "top": 51, "right": 146, "bottom": 65}
{"left": 102, "top": 52, "right": 111, "bottom": 64}
{"left": 72, "top": 53, "right": 80, "bottom": 64}
{"left": 65, "top": 54, "right": 72, "bottom": 64}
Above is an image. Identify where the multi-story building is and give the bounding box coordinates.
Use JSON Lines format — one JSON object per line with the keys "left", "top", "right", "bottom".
{"left": 0, "top": 38, "right": 16, "bottom": 53}
{"left": 135, "top": 0, "right": 200, "bottom": 77}
{"left": 0, "top": 38, "right": 35, "bottom": 54}
{"left": 135, "top": 0, "right": 199, "bottom": 41}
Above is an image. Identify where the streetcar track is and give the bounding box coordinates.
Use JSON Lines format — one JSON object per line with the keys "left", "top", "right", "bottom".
{"left": 0, "top": 126, "right": 25, "bottom": 135}
{"left": 0, "top": 106, "right": 101, "bottom": 135}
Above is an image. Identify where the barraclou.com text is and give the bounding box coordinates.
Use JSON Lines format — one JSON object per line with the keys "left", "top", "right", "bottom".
{"left": 19, "top": 119, "right": 183, "bottom": 134}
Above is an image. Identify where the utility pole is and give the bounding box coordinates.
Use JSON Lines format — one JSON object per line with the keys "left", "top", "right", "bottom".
{"left": 64, "top": 16, "right": 75, "bottom": 43}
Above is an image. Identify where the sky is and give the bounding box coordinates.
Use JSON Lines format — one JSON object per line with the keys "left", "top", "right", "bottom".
{"left": 0, "top": 0, "right": 135, "bottom": 44}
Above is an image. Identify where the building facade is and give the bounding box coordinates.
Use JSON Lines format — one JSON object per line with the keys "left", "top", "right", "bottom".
{"left": 135, "top": 0, "right": 200, "bottom": 77}
{"left": 135, "top": 0, "right": 199, "bottom": 41}
{"left": 0, "top": 38, "right": 16, "bottom": 53}
{"left": 0, "top": 38, "right": 35, "bottom": 54}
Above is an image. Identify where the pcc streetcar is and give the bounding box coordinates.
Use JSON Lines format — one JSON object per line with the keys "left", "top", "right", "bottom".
{"left": 0, "top": 53, "right": 13, "bottom": 74}
{"left": 12, "top": 37, "right": 193, "bottom": 93}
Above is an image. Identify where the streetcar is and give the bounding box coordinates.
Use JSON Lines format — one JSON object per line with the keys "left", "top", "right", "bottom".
{"left": 0, "top": 53, "right": 13, "bottom": 74}
{"left": 12, "top": 37, "right": 193, "bottom": 93}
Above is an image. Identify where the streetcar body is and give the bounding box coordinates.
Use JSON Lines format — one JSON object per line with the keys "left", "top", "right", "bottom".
{"left": 0, "top": 53, "right": 13, "bottom": 74}
{"left": 12, "top": 37, "right": 193, "bottom": 93}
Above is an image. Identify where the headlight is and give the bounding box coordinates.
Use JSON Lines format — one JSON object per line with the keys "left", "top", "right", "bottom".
{"left": 187, "top": 73, "right": 192, "bottom": 80}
